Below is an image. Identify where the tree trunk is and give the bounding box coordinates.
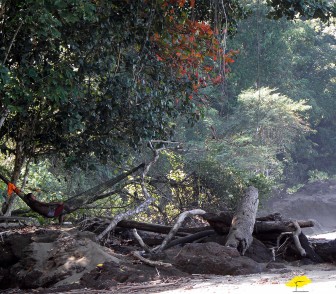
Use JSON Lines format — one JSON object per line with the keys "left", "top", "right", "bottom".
{"left": 0, "top": 108, "right": 9, "bottom": 131}
{"left": 152, "top": 209, "right": 206, "bottom": 253}
{"left": 3, "top": 141, "right": 25, "bottom": 216}
{"left": 225, "top": 186, "right": 259, "bottom": 255}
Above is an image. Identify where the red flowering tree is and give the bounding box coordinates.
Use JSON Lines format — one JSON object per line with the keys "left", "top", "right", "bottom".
{"left": 151, "top": 0, "right": 240, "bottom": 103}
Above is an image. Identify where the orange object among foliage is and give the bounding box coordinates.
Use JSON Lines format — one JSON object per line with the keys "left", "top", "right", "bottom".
{"left": 7, "top": 182, "right": 17, "bottom": 197}
{"left": 152, "top": 0, "right": 239, "bottom": 99}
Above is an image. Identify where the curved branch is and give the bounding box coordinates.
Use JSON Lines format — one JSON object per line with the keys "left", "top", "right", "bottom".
{"left": 131, "top": 251, "right": 172, "bottom": 268}
{"left": 164, "top": 230, "right": 215, "bottom": 250}
{"left": 132, "top": 228, "right": 152, "bottom": 253}
{"left": 291, "top": 219, "right": 306, "bottom": 257}
{"left": 153, "top": 209, "right": 206, "bottom": 253}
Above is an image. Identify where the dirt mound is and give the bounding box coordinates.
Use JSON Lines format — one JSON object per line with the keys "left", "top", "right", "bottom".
{"left": 260, "top": 180, "right": 336, "bottom": 234}
{"left": 172, "top": 242, "right": 264, "bottom": 275}
{"left": 80, "top": 260, "right": 187, "bottom": 290}
{"left": 0, "top": 227, "right": 121, "bottom": 289}
{"left": 0, "top": 226, "right": 185, "bottom": 291}
{"left": 0, "top": 226, "right": 272, "bottom": 292}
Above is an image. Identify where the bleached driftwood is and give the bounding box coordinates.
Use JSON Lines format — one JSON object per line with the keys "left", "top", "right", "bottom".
{"left": 277, "top": 220, "right": 306, "bottom": 257}
{"left": 225, "top": 186, "right": 259, "bottom": 255}
{"left": 153, "top": 209, "right": 206, "bottom": 253}
{"left": 132, "top": 228, "right": 152, "bottom": 253}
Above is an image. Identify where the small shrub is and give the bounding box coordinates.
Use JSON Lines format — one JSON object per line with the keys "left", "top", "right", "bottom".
{"left": 307, "top": 170, "right": 329, "bottom": 183}
{"left": 286, "top": 183, "right": 305, "bottom": 194}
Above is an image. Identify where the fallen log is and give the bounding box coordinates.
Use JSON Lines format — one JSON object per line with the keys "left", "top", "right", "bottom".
{"left": 254, "top": 219, "right": 315, "bottom": 233}
{"left": 83, "top": 215, "right": 314, "bottom": 243}
{"left": 202, "top": 212, "right": 314, "bottom": 235}
{"left": 153, "top": 209, "right": 206, "bottom": 253}
{"left": 117, "top": 219, "right": 212, "bottom": 235}
{"left": 225, "top": 186, "right": 259, "bottom": 255}
{"left": 165, "top": 230, "right": 216, "bottom": 250}
{"left": 79, "top": 217, "right": 213, "bottom": 241}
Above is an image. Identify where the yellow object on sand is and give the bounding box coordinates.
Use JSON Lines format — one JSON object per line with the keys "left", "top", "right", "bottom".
{"left": 286, "top": 275, "right": 312, "bottom": 289}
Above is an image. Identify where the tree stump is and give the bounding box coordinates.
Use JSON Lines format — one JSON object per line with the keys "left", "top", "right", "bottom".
{"left": 225, "top": 186, "right": 259, "bottom": 255}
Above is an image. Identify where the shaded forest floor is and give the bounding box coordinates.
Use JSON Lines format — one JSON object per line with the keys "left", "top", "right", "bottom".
{"left": 1, "top": 180, "right": 336, "bottom": 293}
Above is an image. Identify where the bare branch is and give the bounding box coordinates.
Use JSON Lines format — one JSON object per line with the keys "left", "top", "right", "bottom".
{"left": 96, "top": 143, "right": 165, "bottom": 241}
{"left": 132, "top": 228, "right": 152, "bottom": 253}
{"left": 291, "top": 219, "right": 306, "bottom": 256}
{"left": 149, "top": 140, "right": 181, "bottom": 144}
{"left": 0, "top": 108, "right": 10, "bottom": 130}
{"left": 131, "top": 251, "right": 172, "bottom": 268}
{"left": 153, "top": 209, "right": 206, "bottom": 253}
{"left": 276, "top": 220, "right": 306, "bottom": 257}
{"left": 3, "top": 20, "right": 23, "bottom": 64}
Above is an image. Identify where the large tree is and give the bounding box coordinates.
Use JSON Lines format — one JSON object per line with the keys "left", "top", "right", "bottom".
{"left": 225, "top": 3, "right": 335, "bottom": 181}
{"left": 0, "top": 0, "right": 245, "bottom": 214}
{"left": 0, "top": 0, "right": 334, "bottom": 215}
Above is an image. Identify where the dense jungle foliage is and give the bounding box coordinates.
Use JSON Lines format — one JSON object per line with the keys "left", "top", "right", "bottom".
{"left": 0, "top": 0, "right": 335, "bottom": 224}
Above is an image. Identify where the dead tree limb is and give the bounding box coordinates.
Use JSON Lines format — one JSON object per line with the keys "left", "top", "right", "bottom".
{"left": 131, "top": 251, "right": 172, "bottom": 268}
{"left": 132, "top": 229, "right": 152, "bottom": 253}
{"left": 117, "top": 219, "right": 211, "bottom": 235}
{"left": 164, "top": 230, "right": 216, "bottom": 250}
{"left": 291, "top": 220, "right": 306, "bottom": 256}
{"left": 0, "top": 230, "right": 14, "bottom": 242}
{"left": 96, "top": 142, "right": 164, "bottom": 241}
{"left": 131, "top": 210, "right": 209, "bottom": 256}
{"left": 203, "top": 210, "right": 314, "bottom": 235}
{"left": 276, "top": 220, "right": 310, "bottom": 258}
{"left": 65, "top": 164, "right": 145, "bottom": 211}
{"left": 254, "top": 219, "right": 314, "bottom": 233}
{"left": 153, "top": 209, "right": 206, "bottom": 253}
{"left": 0, "top": 108, "right": 9, "bottom": 131}
{"left": 277, "top": 232, "right": 293, "bottom": 249}
{"left": 225, "top": 186, "right": 259, "bottom": 255}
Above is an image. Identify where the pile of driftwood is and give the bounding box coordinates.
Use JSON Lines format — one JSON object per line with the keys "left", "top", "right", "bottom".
{"left": 80, "top": 186, "right": 336, "bottom": 265}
